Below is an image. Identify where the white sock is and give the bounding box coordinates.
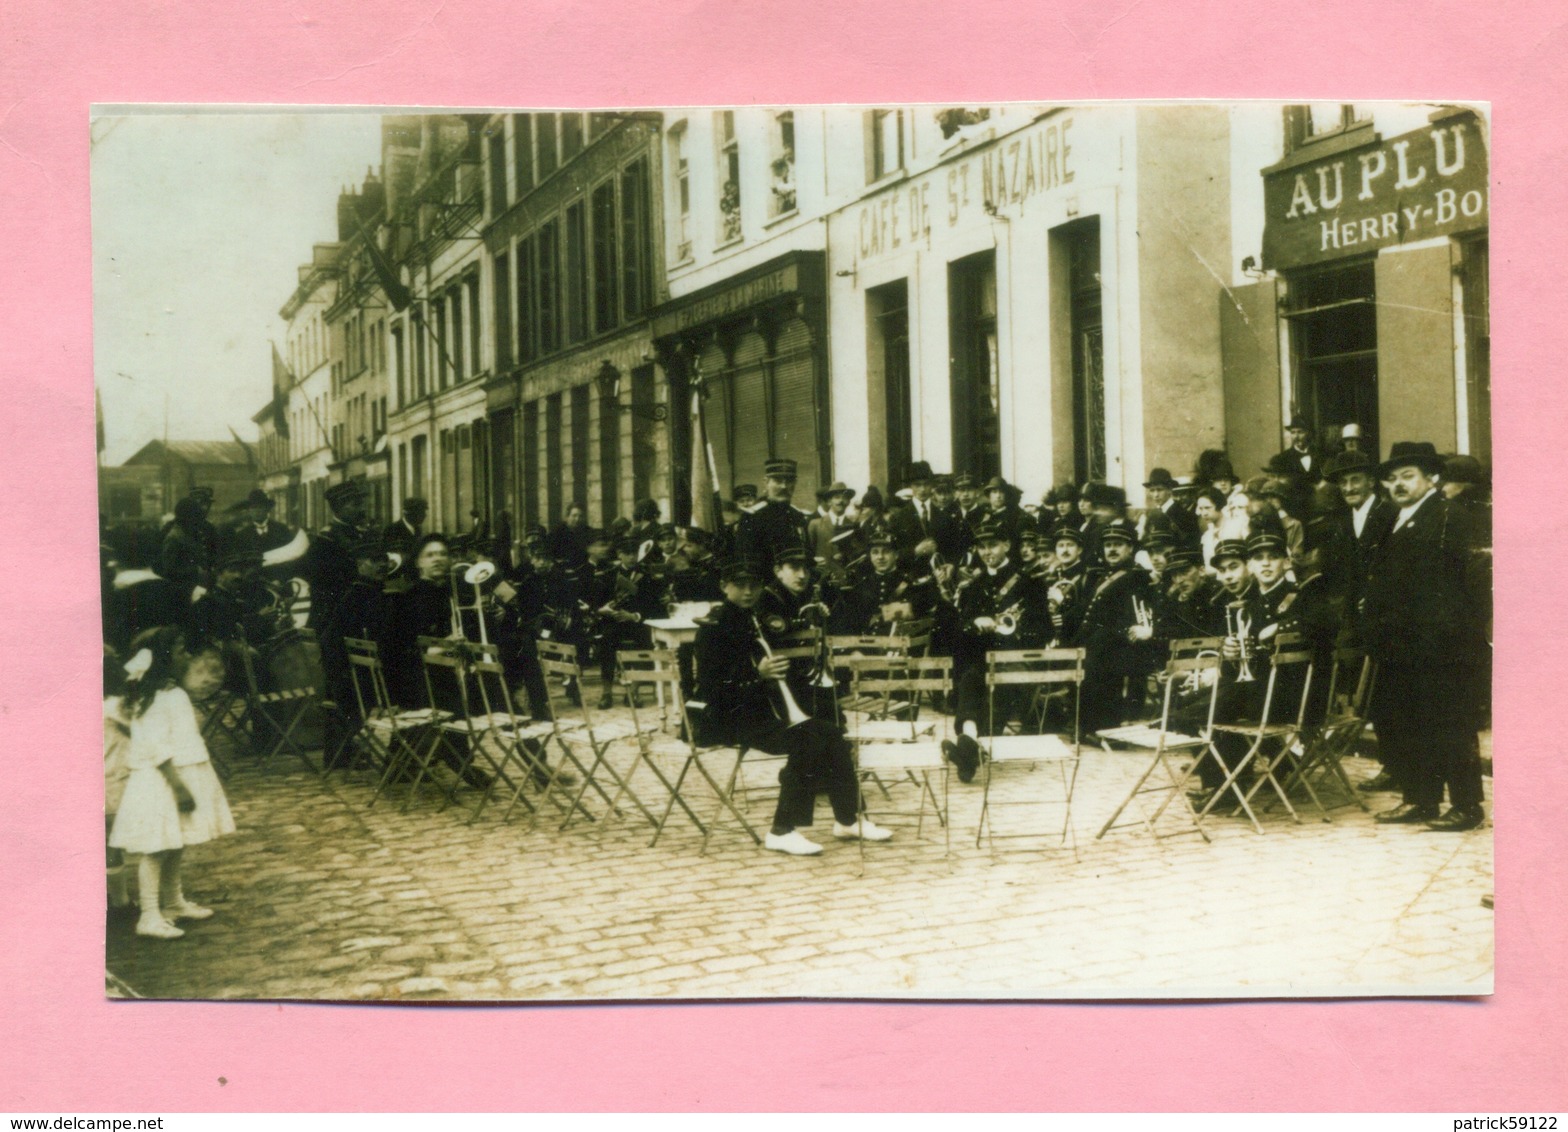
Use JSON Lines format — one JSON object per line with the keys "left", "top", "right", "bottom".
{"left": 962, "top": 722, "right": 979, "bottom": 740}
{"left": 137, "top": 855, "right": 163, "bottom": 923}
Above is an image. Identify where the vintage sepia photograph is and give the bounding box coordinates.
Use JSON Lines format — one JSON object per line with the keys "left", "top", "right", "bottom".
{"left": 94, "top": 102, "right": 1493, "bottom": 1002}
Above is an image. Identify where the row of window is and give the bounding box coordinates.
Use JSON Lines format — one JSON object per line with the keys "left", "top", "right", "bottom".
{"left": 485, "top": 112, "right": 623, "bottom": 216}
{"left": 493, "top": 157, "right": 653, "bottom": 370}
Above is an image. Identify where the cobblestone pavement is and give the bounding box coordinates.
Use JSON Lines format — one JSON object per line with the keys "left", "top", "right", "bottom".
{"left": 106, "top": 692, "right": 1493, "bottom": 1002}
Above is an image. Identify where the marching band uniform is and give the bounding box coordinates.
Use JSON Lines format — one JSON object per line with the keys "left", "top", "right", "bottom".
{"left": 735, "top": 458, "right": 814, "bottom": 574}
{"left": 941, "top": 521, "right": 1051, "bottom": 782}
{"left": 1071, "top": 519, "right": 1162, "bottom": 735}
{"left": 827, "top": 535, "right": 937, "bottom": 636}
{"left": 592, "top": 541, "right": 660, "bottom": 708}
{"left": 694, "top": 560, "right": 881, "bottom": 855}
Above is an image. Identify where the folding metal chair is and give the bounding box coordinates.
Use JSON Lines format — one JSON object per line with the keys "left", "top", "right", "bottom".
{"left": 684, "top": 628, "right": 827, "bottom": 847}
{"left": 617, "top": 648, "right": 715, "bottom": 844}
{"left": 235, "top": 637, "right": 320, "bottom": 774}
{"left": 412, "top": 636, "right": 495, "bottom": 811}
{"left": 533, "top": 638, "right": 651, "bottom": 833}
{"left": 1278, "top": 641, "right": 1374, "bottom": 815}
{"left": 975, "top": 647, "right": 1086, "bottom": 852}
{"left": 1096, "top": 640, "right": 1224, "bottom": 844}
{"left": 195, "top": 673, "right": 248, "bottom": 778}
{"left": 1196, "top": 631, "right": 1318, "bottom": 832}
{"left": 635, "top": 660, "right": 758, "bottom": 853}
{"left": 842, "top": 652, "right": 952, "bottom": 861}
{"left": 828, "top": 619, "right": 933, "bottom": 721}
{"left": 462, "top": 641, "right": 575, "bottom": 825}
{"left": 342, "top": 638, "right": 450, "bottom": 808}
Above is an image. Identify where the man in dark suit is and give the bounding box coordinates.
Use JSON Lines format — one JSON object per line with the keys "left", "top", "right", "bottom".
{"left": 1362, "top": 442, "right": 1490, "bottom": 832}
{"left": 735, "top": 458, "right": 813, "bottom": 574}
{"left": 693, "top": 558, "right": 890, "bottom": 856}
{"left": 1137, "top": 468, "right": 1199, "bottom": 545}
{"left": 1322, "top": 450, "right": 1396, "bottom": 633}
{"left": 1268, "top": 414, "right": 1323, "bottom": 482}
{"left": 382, "top": 496, "right": 428, "bottom": 560}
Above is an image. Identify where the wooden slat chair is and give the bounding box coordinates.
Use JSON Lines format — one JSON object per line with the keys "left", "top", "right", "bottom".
{"left": 975, "top": 647, "right": 1086, "bottom": 852}
{"left": 1276, "top": 642, "right": 1374, "bottom": 816}
{"left": 342, "top": 638, "right": 450, "bottom": 808}
{"left": 617, "top": 648, "right": 716, "bottom": 845}
{"left": 462, "top": 641, "right": 576, "bottom": 826}
{"left": 828, "top": 618, "right": 933, "bottom": 721}
{"left": 1196, "top": 631, "right": 1319, "bottom": 833}
{"left": 235, "top": 636, "right": 320, "bottom": 774}
{"left": 534, "top": 638, "right": 657, "bottom": 834}
{"left": 195, "top": 676, "right": 247, "bottom": 779}
{"left": 1096, "top": 638, "right": 1225, "bottom": 844}
{"left": 841, "top": 652, "right": 953, "bottom": 862}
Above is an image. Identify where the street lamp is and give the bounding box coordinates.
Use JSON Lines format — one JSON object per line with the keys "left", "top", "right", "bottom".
{"left": 594, "top": 360, "right": 668, "bottom": 422}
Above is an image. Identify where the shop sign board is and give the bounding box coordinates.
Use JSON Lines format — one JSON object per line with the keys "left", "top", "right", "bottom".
{"left": 1262, "top": 113, "right": 1488, "bottom": 268}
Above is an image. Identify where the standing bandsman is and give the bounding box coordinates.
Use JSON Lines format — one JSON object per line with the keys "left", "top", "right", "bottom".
{"left": 940, "top": 520, "right": 1050, "bottom": 783}
{"left": 693, "top": 558, "right": 890, "bottom": 856}
{"left": 1362, "top": 442, "right": 1490, "bottom": 832}
{"left": 301, "top": 481, "right": 369, "bottom": 635}
{"left": 735, "top": 458, "right": 813, "bottom": 574}
{"left": 1071, "top": 518, "right": 1161, "bottom": 734}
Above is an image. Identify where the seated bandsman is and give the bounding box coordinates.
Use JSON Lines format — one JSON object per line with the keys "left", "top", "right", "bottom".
{"left": 1153, "top": 545, "right": 1227, "bottom": 642}
{"left": 592, "top": 537, "right": 661, "bottom": 710}
{"left": 670, "top": 527, "right": 724, "bottom": 604}
{"left": 693, "top": 558, "right": 891, "bottom": 856}
{"left": 1071, "top": 518, "right": 1162, "bottom": 735}
{"left": 188, "top": 550, "right": 272, "bottom": 654}
{"left": 1045, "top": 524, "right": 1096, "bottom": 645}
{"left": 757, "top": 546, "right": 838, "bottom": 721}
{"left": 940, "top": 520, "right": 1051, "bottom": 783}
{"left": 828, "top": 527, "right": 936, "bottom": 636}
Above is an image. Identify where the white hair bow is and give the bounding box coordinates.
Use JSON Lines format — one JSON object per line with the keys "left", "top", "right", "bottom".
{"left": 123, "top": 648, "right": 153, "bottom": 680}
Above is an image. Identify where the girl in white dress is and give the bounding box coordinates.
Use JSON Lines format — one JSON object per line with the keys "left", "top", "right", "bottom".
{"left": 108, "top": 627, "right": 236, "bottom": 939}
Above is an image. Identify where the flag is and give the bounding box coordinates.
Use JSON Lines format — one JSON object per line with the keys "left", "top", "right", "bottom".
{"left": 363, "top": 229, "right": 412, "bottom": 312}
{"left": 270, "top": 344, "right": 292, "bottom": 440}
{"left": 228, "top": 426, "right": 258, "bottom": 473}
{"left": 689, "top": 386, "right": 718, "bottom": 535}
{"left": 95, "top": 386, "right": 106, "bottom": 454}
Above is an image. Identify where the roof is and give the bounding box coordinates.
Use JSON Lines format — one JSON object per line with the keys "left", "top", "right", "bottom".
{"left": 123, "top": 440, "right": 253, "bottom": 467}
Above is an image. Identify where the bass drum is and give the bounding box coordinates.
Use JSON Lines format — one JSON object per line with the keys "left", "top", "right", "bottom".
{"left": 260, "top": 629, "right": 327, "bottom": 749}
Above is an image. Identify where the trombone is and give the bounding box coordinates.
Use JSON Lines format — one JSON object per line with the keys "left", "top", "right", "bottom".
{"left": 448, "top": 558, "right": 498, "bottom": 646}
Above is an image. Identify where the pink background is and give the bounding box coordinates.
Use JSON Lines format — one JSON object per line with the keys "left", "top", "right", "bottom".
{"left": 3, "top": 0, "right": 1564, "bottom": 1111}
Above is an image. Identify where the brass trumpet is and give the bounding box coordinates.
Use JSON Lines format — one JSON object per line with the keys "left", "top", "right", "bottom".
{"left": 1225, "top": 601, "right": 1256, "bottom": 683}
{"left": 995, "top": 598, "right": 1026, "bottom": 636}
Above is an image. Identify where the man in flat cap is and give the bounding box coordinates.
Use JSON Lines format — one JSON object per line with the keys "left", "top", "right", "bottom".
{"left": 1362, "top": 442, "right": 1490, "bottom": 832}
{"left": 736, "top": 457, "right": 813, "bottom": 575}
{"left": 693, "top": 558, "right": 890, "bottom": 856}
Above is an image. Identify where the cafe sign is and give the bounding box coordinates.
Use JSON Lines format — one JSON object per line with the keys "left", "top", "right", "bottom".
{"left": 1262, "top": 112, "right": 1488, "bottom": 268}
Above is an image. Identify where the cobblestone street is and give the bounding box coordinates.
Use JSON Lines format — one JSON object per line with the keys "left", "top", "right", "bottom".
{"left": 106, "top": 695, "right": 1493, "bottom": 1002}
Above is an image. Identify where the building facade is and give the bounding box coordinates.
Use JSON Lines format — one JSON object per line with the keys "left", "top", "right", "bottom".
{"left": 476, "top": 112, "right": 667, "bottom": 534}
{"left": 1221, "top": 102, "right": 1489, "bottom": 478}
{"left": 265, "top": 106, "right": 1489, "bottom": 542}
